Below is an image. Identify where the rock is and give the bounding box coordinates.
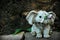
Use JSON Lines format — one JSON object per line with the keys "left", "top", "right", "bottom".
{"left": 25, "top": 31, "right": 60, "bottom": 40}
{"left": 0, "top": 32, "right": 25, "bottom": 40}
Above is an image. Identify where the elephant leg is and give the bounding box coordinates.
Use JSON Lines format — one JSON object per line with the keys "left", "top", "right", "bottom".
{"left": 31, "top": 24, "right": 42, "bottom": 38}
{"left": 36, "top": 27, "right": 42, "bottom": 38}
{"left": 31, "top": 24, "right": 36, "bottom": 36}
{"left": 43, "top": 25, "right": 51, "bottom": 38}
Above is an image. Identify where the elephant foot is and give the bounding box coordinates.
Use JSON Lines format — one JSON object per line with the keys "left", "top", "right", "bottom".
{"left": 44, "top": 34, "right": 50, "bottom": 38}
{"left": 36, "top": 33, "right": 42, "bottom": 38}
{"left": 31, "top": 32, "right": 36, "bottom": 36}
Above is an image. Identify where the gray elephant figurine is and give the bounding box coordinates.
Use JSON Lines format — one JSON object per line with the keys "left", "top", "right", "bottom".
{"left": 26, "top": 10, "right": 56, "bottom": 38}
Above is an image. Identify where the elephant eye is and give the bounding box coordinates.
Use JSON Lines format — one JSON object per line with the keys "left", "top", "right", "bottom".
{"left": 39, "top": 16, "right": 42, "bottom": 18}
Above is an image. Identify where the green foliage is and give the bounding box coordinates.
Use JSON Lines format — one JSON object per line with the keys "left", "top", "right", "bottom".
{"left": 13, "top": 29, "right": 22, "bottom": 35}
{"left": 26, "top": 28, "right": 31, "bottom": 32}
{"left": 13, "top": 27, "right": 31, "bottom": 35}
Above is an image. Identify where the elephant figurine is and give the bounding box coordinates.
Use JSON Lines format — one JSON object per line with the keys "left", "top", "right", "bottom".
{"left": 26, "top": 10, "right": 56, "bottom": 38}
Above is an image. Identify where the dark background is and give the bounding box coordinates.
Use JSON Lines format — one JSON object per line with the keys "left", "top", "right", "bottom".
{"left": 0, "top": 0, "right": 60, "bottom": 35}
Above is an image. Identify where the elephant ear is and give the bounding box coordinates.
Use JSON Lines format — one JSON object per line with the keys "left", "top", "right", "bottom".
{"left": 48, "top": 11, "right": 56, "bottom": 20}
{"left": 48, "top": 11, "right": 56, "bottom": 24}
{"left": 26, "top": 10, "right": 37, "bottom": 25}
